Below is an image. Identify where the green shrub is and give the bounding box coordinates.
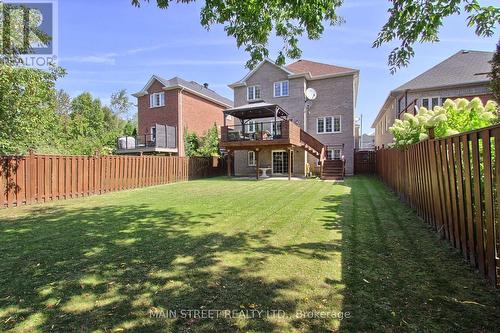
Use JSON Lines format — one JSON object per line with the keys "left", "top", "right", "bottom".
{"left": 184, "top": 131, "right": 200, "bottom": 157}
{"left": 184, "top": 124, "right": 220, "bottom": 157}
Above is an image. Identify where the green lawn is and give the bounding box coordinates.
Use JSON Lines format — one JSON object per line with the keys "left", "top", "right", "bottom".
{"left": 0, "top": 177, "right": 498, "bottom": 332}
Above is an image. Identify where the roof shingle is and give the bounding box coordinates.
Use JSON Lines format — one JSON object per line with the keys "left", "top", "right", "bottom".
{"left": 286, "top": 59, "right": 356, "bottom": 77}
{"left": 156, "top": 76, "right": 233, "bottom": 107}
{"left": 394, "top": 50, "right": 493, "bottom": 91}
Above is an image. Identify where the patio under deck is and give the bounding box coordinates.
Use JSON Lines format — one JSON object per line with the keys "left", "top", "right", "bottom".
{"left": 221, "top": 102, "right": 326, "bottom": 180}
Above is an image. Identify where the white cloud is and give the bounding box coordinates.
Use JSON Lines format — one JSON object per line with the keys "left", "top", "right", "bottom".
{"left": 59, "top": 77, "right": 145, "bottom": 85}
{"left": 59, "top": 53, "right": 118, "bottom": 65}
{"left": 59, "top": 38, "right": 236, "bottom": 66}
{"left": 140, "top": 59, "right": 245, "bottom": 66}
{"left": 439, "top": 37, "right": 498, "bottom": 44}
{"left": 126, "top": 39, "right": 233, "bottom": 55}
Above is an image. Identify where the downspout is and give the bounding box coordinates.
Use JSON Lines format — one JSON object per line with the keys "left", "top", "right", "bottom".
{"left": 303, "top": 82, "right": 308, "bottom": 177}
{"left": 178, "top": 87, "right": 185, "bottom": 156}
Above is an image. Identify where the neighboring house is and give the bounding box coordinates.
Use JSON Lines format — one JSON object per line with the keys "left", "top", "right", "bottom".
{"left": 372, "top": 50, "right": 494, "bottom": 148}
{"left": 359, "top": 133, "right": 375, "bottom": 150}
{"left": 118, "top": 75, "right": 233, "bottom": 155}
{"left": 220, "top": 59, "right": 359, "bottom": 178}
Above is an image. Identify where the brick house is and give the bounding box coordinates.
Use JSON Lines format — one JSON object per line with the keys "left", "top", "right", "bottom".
{"left": 372, "top": 50, "right": 494, "bottom": 148}
{"left": 220, "top": 59, "right": 359, "bottom": 178}
{"left": 119, "top": 75, "right": 233, "bottom": 155}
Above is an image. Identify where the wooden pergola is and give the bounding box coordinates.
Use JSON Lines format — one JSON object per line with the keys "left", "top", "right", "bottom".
{"left": 222, "top": 103, "right": 295, "bottom": 181}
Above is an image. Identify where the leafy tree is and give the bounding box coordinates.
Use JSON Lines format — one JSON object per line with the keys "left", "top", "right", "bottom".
{"left": 66, "top": 93, "right": 109, "bottom": 155}
{"left": 373, "top": 1, "right": 500, "bottom": 73}
{"left": 490, "top": 40, "right": 500, "bottom": 105}
{"left": 109, "top": 89, "right": 137, "bottom": 138}
{"left": 110, "top": 89, "right": 133, "bottom": 118}
{"left": 198, "top": 124, "right": 220, "bottom": 157}
{"left": 184, "top": 125, "right": 220, "bottom": 157}
{"left": 131, "top": 0, "right": 499, "bottom": 71}
{"left": 0, "top": 64, "right": 65, "bottom": 155}
{"left": 132, "top": 0, "right": 344, "bottom": 69}
{"left": 55, "top": 89, "right": 72, "bottom": 117}
{"left": 123, "top": 120, "right": 137, "bottom": 136}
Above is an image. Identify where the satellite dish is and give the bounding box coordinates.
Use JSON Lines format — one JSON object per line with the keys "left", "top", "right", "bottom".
{"left": 305, "top": 88, "right": 317, "bottom": 101}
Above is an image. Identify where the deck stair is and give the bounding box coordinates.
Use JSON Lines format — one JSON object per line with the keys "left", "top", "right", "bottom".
{"left": 300, "top": 129, "right": 344, "bottom": 180}
{"left": 321, "top": 159, "right": 345, "bottom": 180}
{"left": 299, "top": 129, "right": 325, "bottom": 160}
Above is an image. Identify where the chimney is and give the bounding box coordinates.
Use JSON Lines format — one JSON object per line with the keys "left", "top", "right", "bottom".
{"left": 203, "top": 83, "right": 209, "bottom": 89}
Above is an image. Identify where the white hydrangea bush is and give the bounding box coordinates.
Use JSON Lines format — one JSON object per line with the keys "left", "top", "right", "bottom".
{"left": 389, "top": 98, "right": 498, "bottom": 148}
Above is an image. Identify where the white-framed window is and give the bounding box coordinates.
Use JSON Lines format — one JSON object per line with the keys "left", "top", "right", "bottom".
{"left": 246, "top": 121, "right": 256, "bottom": 133}
{"left": 248, "top": 151, "right": 256, "bottom": 166}
{"left": 421, "top": 97, "right": 442, "bottom": 110}
{"left": 150, "top": 92, "right": 165, "bottom": 108}
{"left": 273, "top": 80, "right": 289, "bottom": 97}
{"left": 317, "top": 116, "right": 341, "bottom": 134}
{"left": 327, "top": 147, "right": 342, "bottom": 160}
{"left": 247, "top": 85, "right": 261, "bottom": 101}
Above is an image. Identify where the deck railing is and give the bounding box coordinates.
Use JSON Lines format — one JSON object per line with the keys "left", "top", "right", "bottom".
{"left": 398, "top": 99, "right": 418, "bottom": 119}
{"left": 117, "top": 124, "right": 176, "bottom": 150}
{"left": 376, "top": 124, "right": 500, "bottom": 287}
{"left": 300, "top": 130, "right": 326, "bottom": 156}
{"left": 222, "top": 120, "right": 284, "bottom": 142}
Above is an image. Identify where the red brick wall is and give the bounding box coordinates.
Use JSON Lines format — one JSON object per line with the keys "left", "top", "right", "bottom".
{"left": 137, "top": 80, "right": 179, "bottom": 136}
{"left": 136, "top": 78, "right": 231, "bottom": 156}
{"left": 181, "top": 90, "right": 227, "bottom": 138}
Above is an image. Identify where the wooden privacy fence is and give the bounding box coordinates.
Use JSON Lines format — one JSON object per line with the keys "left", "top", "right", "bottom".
{"left": 0, "top": 154, "right": 225, "bottom": 208}
{"left": 354, "top": 150, "right": 376, "bottom": 175}
{"left": 376, "top": 124, "right": 500, "bottom": 287}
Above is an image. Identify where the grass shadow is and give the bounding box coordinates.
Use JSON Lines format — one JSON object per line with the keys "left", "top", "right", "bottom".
{"left": 338, "top": 176, "right": 500, "bottom": 332}
{"left": 0, "top": 181, "right": 346, "bottom": 333}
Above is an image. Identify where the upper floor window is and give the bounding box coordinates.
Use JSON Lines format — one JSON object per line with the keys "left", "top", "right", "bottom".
{"left": 274, "top": 80, "right": 289, "bottom": 97}
{"left": 317, "top": 116, "right": 341, "bottom": 134}
{"left": 150, "top": 92, "right": 165, "bottom": 108}
{"left": 247, "top": 85, "right": 261, "bottom": 101}
{"left": 421, "top": 97, "right": 441, "bottom": 110}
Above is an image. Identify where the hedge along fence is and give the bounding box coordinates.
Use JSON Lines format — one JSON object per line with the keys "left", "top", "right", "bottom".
{"left": 377, "top": 124, "right": 500, "bottom": 287}
{"left": 0, "top": 154, "right": 225, "bottom": 208}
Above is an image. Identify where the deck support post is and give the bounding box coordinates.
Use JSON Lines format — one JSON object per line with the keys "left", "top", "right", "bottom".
{"left": 256, "top": 149, "right": 260, "bottom": 181}
{"left": 274, "top": 107, "right": 278, "bottom": 137}
{"left": 227, "top": 150, "right": 232, "bottom": 177}
{"left": 288, "top": 148, "right": 292, "bottom": 180}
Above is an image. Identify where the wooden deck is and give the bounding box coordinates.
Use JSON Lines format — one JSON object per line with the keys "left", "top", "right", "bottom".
{"left": 220, "top": 120, "right": 301, "bottom": 150}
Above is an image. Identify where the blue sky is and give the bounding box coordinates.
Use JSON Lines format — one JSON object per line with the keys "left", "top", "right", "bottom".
{"left": 56, "top": 0, "right": 499, "bottom": 133}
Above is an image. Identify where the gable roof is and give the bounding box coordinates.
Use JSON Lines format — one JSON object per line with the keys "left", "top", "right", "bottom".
{"left": 394, "top": 50, "right": 493, "bottom": 92}
{"left": 286, "top": 59, "right": 356, "bottom": 77}
{"left": 228, "top": 58, "right": 358, "bottom": 88}
{"left": 371, "top": 50, "right": 493, "bottom": 128}
{"left": 228, "top": 59, "right": 293, "bottom": 88}
{"left": 134, "top": 75, "right": 233, "bottom": 107}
